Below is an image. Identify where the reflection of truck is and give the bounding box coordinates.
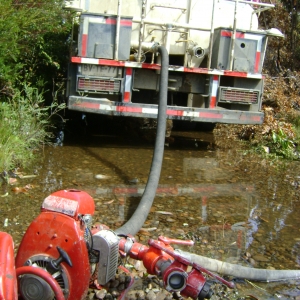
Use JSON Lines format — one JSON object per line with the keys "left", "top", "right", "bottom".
{"left": 64, "top": 0, "right": 283, "bottom": 125}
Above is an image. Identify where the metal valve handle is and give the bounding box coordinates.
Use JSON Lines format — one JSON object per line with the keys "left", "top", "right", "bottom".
{"left": 148, "top": 239, "right": 235, "bottom": 289}
{"left": 158, "top": 236, "right": 194, "bottom": 246}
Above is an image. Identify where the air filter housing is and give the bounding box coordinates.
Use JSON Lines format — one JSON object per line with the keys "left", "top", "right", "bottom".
{"left": 92, "top": 230, "right": 119, "bottom": 285}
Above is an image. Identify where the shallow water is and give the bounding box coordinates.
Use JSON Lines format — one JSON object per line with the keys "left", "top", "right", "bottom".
{"left": 1, "top": 117, "right": 300, "bottom": 299}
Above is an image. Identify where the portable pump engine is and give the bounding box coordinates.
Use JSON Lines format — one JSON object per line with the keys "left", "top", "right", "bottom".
{"left": 1, "top": 189, "right": 234, "bottom": 300}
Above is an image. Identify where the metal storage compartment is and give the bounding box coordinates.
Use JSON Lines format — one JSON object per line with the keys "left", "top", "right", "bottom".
{"left": 78, "top": 13, "right": 133, "bottom": 60}
{"left": 211, "top": 27, "right": 267, "bottom": 73}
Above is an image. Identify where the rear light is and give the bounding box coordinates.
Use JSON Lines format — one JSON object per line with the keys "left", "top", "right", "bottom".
{"left": 77, "top": 77, "right": 121, "bottom": 93}
{"left": 218, "top": 87, "right": 259, "bottom": 104}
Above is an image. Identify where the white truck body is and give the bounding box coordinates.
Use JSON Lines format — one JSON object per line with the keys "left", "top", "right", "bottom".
{"left": 64, "top": 0, "right": 283, "bottom": 125}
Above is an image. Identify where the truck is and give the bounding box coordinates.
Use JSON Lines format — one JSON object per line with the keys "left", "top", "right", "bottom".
{"left": 64, "top": 0, "right": 283, "bottom": 127}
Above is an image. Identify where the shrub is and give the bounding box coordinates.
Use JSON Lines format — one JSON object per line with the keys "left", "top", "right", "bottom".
{"left": 0, "top": 85, "right": 65, "bottom": 173}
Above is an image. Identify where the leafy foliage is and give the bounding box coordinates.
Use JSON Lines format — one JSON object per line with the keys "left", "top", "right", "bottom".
{"left": 0, "top": 85, "right": 65, "bottom": 173}
{"left": 0, "top": 0, "right": 72, "bottom": 174}
{"left": 0, "top": 0, "right": 74, "bottom": 100}
{"left": 260, "top": 0, "right": 300, "bottom": 72}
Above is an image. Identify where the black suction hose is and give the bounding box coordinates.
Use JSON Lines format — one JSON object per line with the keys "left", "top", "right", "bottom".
{"left": 115, "top": 46, "right": 169, "bottom": 236}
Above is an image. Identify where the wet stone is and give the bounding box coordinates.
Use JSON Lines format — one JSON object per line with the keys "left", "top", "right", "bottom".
{"left": 136, "top": 290, "right": 145, "bottom": 299}
{"left": 252, "top": 254, "right": 270, "bottom": 262}
{"left": 154, "top": 290, "right": 171, "bottom": 300}
{"left": 145, "top": 290, "right": 156, "bottom": 300}
{"left": 164, "top": 294, "right": 173, "bottom": 300}
{"left": 248, "top": 257, "right": 257, "bottom": 266}
{"left": 118, "top": 273, "right": 126, "bottom": 283}
{"left": 166, "top": 218, "right": 175, "bottom": 222}
{"left": 95, "top": 289, "right": 107, "bottom": 299}
{"left": 125, "top": 290, "right": 137, "bottom": 300}
{"left": 117, "top": 283, "right": 125, "bottom": 291}
{"left": 111, "top": 288, "right": 120, "bottom": 297}
{"left": 110, "top": 279, "right": 119, "bottom": 288}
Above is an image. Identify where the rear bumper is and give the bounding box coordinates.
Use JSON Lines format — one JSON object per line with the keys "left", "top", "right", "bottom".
{"left": 68, "top": 96, "right": 264, "bottom": 125}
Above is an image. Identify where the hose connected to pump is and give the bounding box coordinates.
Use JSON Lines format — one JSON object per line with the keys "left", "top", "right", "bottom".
{"left": 178, "top": 250, "right": 300, "bottom": 282}
{"left": 115, "top": 46, "right": 300, "bottom": 284}
{"left": 115, "top": 45, "right": 169, "bottom": 236}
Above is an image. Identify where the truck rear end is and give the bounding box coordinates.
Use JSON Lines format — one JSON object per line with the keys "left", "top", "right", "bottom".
{"left": 64, "top": 0, "right": 283, "bottom": 125}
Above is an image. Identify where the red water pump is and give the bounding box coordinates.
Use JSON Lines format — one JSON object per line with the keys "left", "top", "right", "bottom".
{"left": 0, "top": 189, "right": 234, "bottom": 300}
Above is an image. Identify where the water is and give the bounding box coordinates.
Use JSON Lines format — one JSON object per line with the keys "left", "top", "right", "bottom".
{"left": 1, "top": 117, "right": 300, "bottom": 299}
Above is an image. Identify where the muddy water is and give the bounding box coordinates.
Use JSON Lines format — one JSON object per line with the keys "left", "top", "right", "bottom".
{"left": 1, "top": 118, "right": 300, "bottom": 299}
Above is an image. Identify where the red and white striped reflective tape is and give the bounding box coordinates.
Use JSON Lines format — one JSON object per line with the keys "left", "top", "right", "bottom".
{"left": 210, "top": 75, "right": 219, "bottom": 108}
{"left": 123, "top": 68, "right": 132, "bottom": 103}
{"left": 81, "top": 18, "right": 89, "bottom": 57}
{"left": 244, "top": 33, "right": 263, "bottom": 73}
{"left": 71, "top": 57, "right": 263, "bottom": 79}
{"left": 70, "top": 100, "right": 262, "bottom": 122}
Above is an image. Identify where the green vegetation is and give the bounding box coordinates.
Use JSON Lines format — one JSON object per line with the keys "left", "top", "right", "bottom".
{"left": 0, "top": 0, "right": 73, "bottom": 91}
{"left": 0, "top": 85, "right": 65, "bottom": 173}
{"left": 0, "top": 0, "right": 74, "bottom": 175}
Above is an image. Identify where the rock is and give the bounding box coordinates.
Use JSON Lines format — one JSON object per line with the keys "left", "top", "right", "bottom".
{"left": 136, "top": 290, "right": 145, "bottom": 300}
{"left": 117, "top": 283, "right": 125, "bottom": 291}
{"left": 164, "top": 294, "right": 173, "bottom": 300}
{"left": 166, "top": 218, "right": 176, "bottom": 222}
{"left": 248, "top": 258, "right": 257, "bottom": 267}
{"left": 110, "top": 279, "right": 120, "bottom": 288}
{"left": 154, "top": 290, "right": 171, "bottom": 300}
{"left": 119, "top": 273, "right": 126, "bottom": 283}
{"left": 252, "top": 254, "right": 270, "bottom": 262}
{"left": 145, "top": 290, "right": 156, "bottom": 300}
{"left": 111, "top": 288, "right": 120, "bottom": 297}
{"left": 95, "top": 289, "right": 107, "bottom": 299}
{"left": 125, "top": 290, "right": 138, "bottom": 300}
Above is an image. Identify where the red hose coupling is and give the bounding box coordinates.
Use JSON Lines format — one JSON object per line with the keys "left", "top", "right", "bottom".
{"left": 181, "top": 269, "right": 208, "bottom": 299}
{"left": 142, "top": 242, "right": 173, "bottom": 275}
{"left": 119, "top": 238, "right": 149, "bottom": 260}
{"left": 162, "top": 261, "right": 213, "bottom": 300}
{"left": 162, "top": 260, "right": 188, "bottom": 292}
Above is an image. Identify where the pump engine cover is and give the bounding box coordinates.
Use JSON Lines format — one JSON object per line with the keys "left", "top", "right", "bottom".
{"left": 16, "top": 190, "right": 96, "bottom": 299}
{"left": 41, "top": 189, "right": 95, "bottom": 220}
